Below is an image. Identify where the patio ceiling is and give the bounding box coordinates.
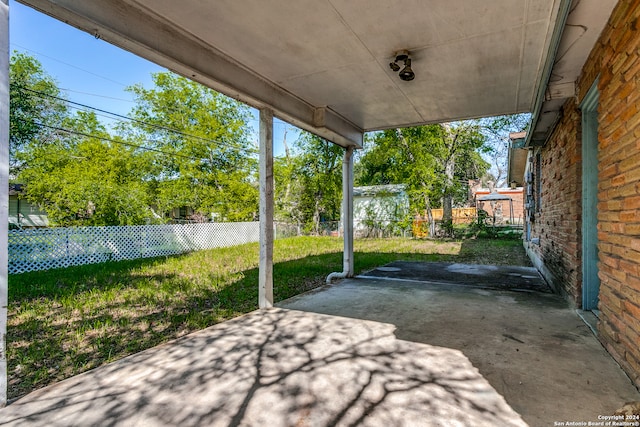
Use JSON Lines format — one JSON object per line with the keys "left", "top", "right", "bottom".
{"left": 18, "top": 0, "right": 580, "bottom": 148}
{"left": 19, "top": 0, "right": 620, "bottom": 150}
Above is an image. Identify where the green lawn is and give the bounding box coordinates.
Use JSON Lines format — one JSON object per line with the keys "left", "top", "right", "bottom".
{"left": 7, "top": 236, "right": 530, "bottom": 400}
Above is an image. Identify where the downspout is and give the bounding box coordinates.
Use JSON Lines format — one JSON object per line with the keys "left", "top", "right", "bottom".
{"left": 327, "top": 145, "right": 354, "bottom": 283}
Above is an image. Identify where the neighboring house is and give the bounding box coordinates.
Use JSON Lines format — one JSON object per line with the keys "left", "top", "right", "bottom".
{"left": 353, "top": 184, "right": 409, "bottom": 236}
{"left": 9, "top": 185, "right": 201, "bottom": 227}
{"left": 509, "top": 0, "right": 640, "bottom": 388}
{"left": 167, "top": 206, "right": 196, "bottom": 223}
{"left": 8, "top": 184, "right": 48, "bottom": 229}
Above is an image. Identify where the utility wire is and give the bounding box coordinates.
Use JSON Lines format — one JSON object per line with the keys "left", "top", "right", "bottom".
{"left": 11, "top": 43, "right": 130, "bottom": 87}
{"left": 12, "top": 46, "right": 298, "bottom": 135}
{"left": 12, "top": 84, "right": 257, "bottom": 154}
{"left": 58, "top": 87, "right": 137, "bottom": 104}
{"left": 31, "top": 120, "right": 205, "bottom": 161}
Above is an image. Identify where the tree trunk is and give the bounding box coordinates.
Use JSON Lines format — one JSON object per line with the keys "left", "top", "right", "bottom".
{"left": 423, "top": 192, "right": 436, "bottom": 237}
{"left": 313, "top": 198, "right": 321, "bottom": 235}
{"left": 442, "top": 158, "right": 455, "bottom": 225}
{"left": 440, "top": 123, "right": 458, "bottom": 232}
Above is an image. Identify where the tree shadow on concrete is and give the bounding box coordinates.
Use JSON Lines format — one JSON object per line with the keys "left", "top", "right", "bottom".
{"left": 1, "top": 308, "right": 527, "bottom": 426}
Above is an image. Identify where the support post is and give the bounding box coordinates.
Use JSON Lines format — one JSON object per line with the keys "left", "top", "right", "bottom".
{"left": 343, "top": 146, "right": 354, "bottom": 277}
{"left": 326, "top": 145, "right": 354, "bottom": 283}
{"left": 258, "top": 109, "right": 274, "bottom": 308}
{"left": 0, "top": 0, "right": 9, "bottom": 407}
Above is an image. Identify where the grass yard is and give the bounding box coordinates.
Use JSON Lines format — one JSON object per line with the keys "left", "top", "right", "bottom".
{"left": 7, "top": 236, "right": 530, "bottom": 400}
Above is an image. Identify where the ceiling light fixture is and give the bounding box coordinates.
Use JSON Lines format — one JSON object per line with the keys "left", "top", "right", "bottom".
{"left": 389, "top": 50, "right": 415, "bottom": 81}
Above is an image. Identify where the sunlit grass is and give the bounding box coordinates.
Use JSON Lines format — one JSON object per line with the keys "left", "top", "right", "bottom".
{"left": 7, "top": 236, "right": 529, "bottom": 400}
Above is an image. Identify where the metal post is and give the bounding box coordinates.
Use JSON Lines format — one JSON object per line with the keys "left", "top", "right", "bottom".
{"left": 0, "top": 0, "right": 9, "bottom": 407}
{"left": 258, "top": 109, "right": 273, "bottom": 308}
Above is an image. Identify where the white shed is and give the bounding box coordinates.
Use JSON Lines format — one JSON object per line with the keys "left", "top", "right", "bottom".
{"left": 9, "top": 185, "right": 48, "bottom": 229}
{"left": 352, "top": 185, "right": 409, "bottom": 236}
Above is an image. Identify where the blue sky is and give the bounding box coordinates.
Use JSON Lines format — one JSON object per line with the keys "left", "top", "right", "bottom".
{"left": 9, "top": 2, "right": 295, "bottom": 156}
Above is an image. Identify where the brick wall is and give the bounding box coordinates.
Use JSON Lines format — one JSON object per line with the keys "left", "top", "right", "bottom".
{"left": 525, "top": 103, "right": 582, "bottom": 304}
{"left": 532, "top": 0, "right": 640, "bottom": 387}
{"left": 588, "top": 0, "right": 640, "bottom": 387}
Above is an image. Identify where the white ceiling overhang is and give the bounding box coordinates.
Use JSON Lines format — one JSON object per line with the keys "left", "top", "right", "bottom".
{"left": 18, "top": 0, "right": 600, "bottom": 148}
{"left": 526, "top": 0, "right": 617, "bottom": 147}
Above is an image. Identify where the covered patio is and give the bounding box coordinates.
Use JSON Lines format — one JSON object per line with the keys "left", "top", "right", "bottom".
{"left": 2, "top": 0, "right": 639, "bottom": 422}
{"left": 1, "top": 265, "right": 639, "bottom": 426}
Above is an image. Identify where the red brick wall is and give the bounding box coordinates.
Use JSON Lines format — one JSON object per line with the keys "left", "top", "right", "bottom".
{"left": 589, "top": 0, "right": 640, "bottom": 387}
{"left": 533, "top": 0, "right": 640, "bottom": 387}
{"left": 525, "top": 103, "right": 583, "bottom": 304}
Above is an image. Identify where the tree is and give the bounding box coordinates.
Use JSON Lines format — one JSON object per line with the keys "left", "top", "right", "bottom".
{"left": 274, "top": 128, "right": 303, "bottom": 225}
{"left": 437, "top": 122, "right": 487, "bottom": 225}
{"left": 122, "top": 72, "right": 258, "bottom": 221}
{"left": 12, "top": 59, "right": 259, "bottom": 225}
{"left": 355, "top": 122, "right": 490, "bottom": 234}
{"left": 274, "top": 132, "right": 343, "bottom": 233}
{"left": 9, "top": 52, "right": 67, "bottom": 177}
{"left": 11, "top": 53, "right": 160, "bottom": 225}
{"left": 479, "top": 114, "right": 530, "bottom": 186}
{"left": 18, "top": 111, "right": 157, "bottom": 226}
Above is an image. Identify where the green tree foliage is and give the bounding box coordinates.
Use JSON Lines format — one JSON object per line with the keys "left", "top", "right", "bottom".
{"left": 274, "top": 132, "right": 343, "bottom": 233}
{"left": 355, "top": 123, "right": 490, "bottom": 223}
{"left": 123, "top": 72, "right": 258, "bottom": 221}
{"left": 11, "top": 55, "right": 258, "bottom": 226}
{"left": 12, "top": 54, "right": 158, "bottom": 225}
{"left": 18, "top": 111, "right": 157, "bottom": 226}
{"left": 9, "top": 52, "right": 67, "bottom": 176}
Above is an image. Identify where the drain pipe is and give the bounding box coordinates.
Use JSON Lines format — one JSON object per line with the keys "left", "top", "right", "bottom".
{"left": 327, "top": 145, "right": 354, "bottom": 284}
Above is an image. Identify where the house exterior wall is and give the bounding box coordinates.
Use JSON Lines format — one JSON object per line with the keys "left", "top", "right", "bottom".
{"left": 524, "top": 105, "right": 583, "bottom": 301}
{"left": 590, "top": 0, "right": 640, "bottom": 387}
{"left": 352, "top": 186, "right": 409, "bottom": 235}
{"left": 8, "top": 195, "right": 49, "bottom": 228}
{"left": 526, "top": 0, "right": 640, "bottom": 387}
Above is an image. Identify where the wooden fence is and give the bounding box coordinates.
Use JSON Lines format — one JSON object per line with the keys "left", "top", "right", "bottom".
{"left": 412, "top": 208, "right": 478, "bottom": 237}
{"left": 429, "top": 208, "right": 477, "bottom": 224}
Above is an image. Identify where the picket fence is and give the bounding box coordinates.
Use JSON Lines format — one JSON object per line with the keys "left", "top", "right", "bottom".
{"left": 8, "top": 222, "right": 260, "bottom": 274}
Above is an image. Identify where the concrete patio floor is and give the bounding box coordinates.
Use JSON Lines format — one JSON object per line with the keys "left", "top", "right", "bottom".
{"left": 1, "top": 262, "right": 639, "bottom": 426}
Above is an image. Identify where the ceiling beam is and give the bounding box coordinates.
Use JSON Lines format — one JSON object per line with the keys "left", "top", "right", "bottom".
{"left": 18, "top": 0, "right": 363, "bottom": 148}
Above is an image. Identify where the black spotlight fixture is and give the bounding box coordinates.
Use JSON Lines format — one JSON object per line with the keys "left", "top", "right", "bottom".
{"left": 399, "top": 58, "right": 415, "bottom": 81}
{"left": 389, "top": 50, "right": 415, "bottom": 81}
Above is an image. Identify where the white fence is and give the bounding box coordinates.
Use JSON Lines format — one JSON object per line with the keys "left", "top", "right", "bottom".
{"left": 8, "top": 222, "right": 260, "bottom": 274}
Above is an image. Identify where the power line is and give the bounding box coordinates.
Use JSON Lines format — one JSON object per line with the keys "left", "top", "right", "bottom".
{"left": 11, "top": 43, "right": 130, "bottom": 87}
{"left": 12, "top": 46, "right": 299, "bottom": 136}
{"left": 13, "top": 83, "right": 257, "bottom": 154}
{"left": 16, "top": 84, "right": 229, "bottom": 146}
{"left": 58, "top": 87, "right": 137, "bottom": 104}
{"left": 31, "top": 120, "right": 205, "bottom": 161}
